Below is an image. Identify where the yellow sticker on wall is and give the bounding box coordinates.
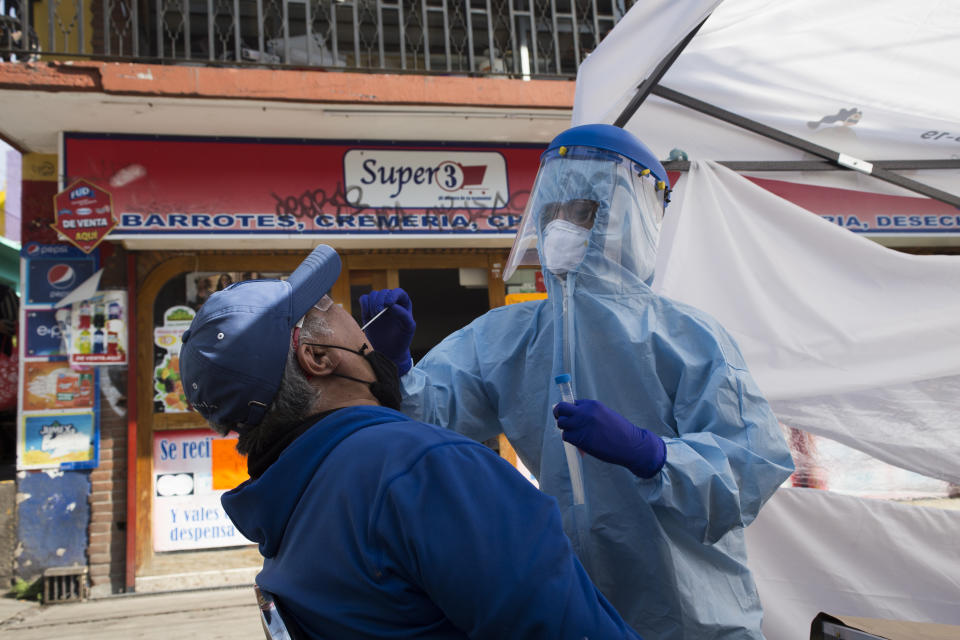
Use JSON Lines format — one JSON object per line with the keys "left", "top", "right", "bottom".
{"left": 505, "top": 292, "right": 548, "bottom": 305}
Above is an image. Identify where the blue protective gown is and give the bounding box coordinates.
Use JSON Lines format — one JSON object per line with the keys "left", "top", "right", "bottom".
{"left": 401, "top": 150, "right": 795, "bottom": 639}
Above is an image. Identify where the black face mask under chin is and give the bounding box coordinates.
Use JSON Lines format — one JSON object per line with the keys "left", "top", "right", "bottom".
{"left": 306, "top": 343, "right": 403, "bottom": 411}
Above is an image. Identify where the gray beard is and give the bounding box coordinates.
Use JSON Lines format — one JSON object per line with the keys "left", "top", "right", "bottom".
{"left": 236, "top": 349, "right": 314, "bottom": 457}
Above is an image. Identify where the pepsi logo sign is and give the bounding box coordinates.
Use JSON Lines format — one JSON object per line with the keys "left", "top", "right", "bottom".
{"left": 24, "top": 309, "right": 67, "bottom": 354}
{"left": 25, "top": 243, "right": 72, "bottom": 257}
{"left": 47, "top": 264, "right": 77, "bottom": 290}
{"left": 35, "top": 323, "right": 62, "bottom": 338}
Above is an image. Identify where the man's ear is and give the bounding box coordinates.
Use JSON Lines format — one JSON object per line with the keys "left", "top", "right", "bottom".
{"left": 296, "top": 342, "right": 340, "bottom": 378}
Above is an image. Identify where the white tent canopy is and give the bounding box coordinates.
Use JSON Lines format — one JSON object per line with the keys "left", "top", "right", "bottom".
{"left": 573, "top": 0, "right": 960, "bottom": 480}
{"left": 571, "top": 1, "right": 960, "bottom": 637}
{"left": 575, "top": 0, "right": 960, "bottom": 198}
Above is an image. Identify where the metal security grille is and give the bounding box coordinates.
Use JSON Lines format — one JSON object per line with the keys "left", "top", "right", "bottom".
{"left": 42, "top": 566, "right": 89, "bottom": 603}
{"left": 0, "top": 0, "right": 632, "bottom": 76}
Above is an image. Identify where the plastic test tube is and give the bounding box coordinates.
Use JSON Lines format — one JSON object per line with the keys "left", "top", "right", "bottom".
{"left": 555, "top": 374, "right": 586, "bottom": 505}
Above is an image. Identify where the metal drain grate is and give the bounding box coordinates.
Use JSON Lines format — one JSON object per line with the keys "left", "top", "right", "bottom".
{"left": 42, "top": 566, "right": 89, "bottom": 603}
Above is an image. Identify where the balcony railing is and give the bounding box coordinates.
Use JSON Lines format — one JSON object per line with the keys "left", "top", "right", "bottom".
{"left": 0, "top": 0, "right": 629, "bottom": 77}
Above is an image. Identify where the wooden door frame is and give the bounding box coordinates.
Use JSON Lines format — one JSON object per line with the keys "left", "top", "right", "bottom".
{"left": 132, "top": 249, "right": 508, "bottom": 578}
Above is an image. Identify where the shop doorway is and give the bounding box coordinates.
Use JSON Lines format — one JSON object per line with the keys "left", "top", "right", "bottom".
{"left": 349, "top": 268, "right": 490, "bottom": 361}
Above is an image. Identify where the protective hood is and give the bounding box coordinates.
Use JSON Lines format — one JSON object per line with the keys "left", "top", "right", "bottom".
{"left": 501, "top": 124, "right": 672, "bottom": 392}
{"left": 504, "top": 125, "right": 669, "bottom": 295}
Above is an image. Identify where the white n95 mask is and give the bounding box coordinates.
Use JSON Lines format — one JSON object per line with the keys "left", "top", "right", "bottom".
{"left": 542, "top": 220, "right": 590, "bottom": 275}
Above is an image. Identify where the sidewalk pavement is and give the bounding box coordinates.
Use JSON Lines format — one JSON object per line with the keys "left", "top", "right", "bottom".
{"left": 0, "top": 585, "right": 265, "bottom": 639}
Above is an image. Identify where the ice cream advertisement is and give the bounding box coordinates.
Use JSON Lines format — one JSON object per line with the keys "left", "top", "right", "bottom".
{"left": 22, "top": 361, "right": 95, "bottom": 411}
{"left": 20, "top": 412, "right": 98, "bottom": 470}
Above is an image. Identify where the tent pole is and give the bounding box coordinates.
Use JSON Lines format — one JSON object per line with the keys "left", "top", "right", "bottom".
{"left": 652, "top": 85, "right": 960, "bottom": 208}
{"left": 662, "top": 159, "right": 960, "bottom": 172}
{"left": 612, "top": 17, "right": 709, "bottom": 129}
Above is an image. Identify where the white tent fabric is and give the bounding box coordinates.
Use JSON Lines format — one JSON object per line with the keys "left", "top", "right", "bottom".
{"left": 574, "top": 0, "right": 960, "bottom": 164}
{"left": 653, "top": 161, "right": 960, "bottom": 484}
{"left": 571, "top": 0, "right": 720, "bottom": 128}
{"left": 566, "top": 0, "right": 960, "bottom": 633}
{"left": 745, "top": 488, "right": 960, "bottom": 640}
{"left": 570, "top": 0, "right": 960, "bottom": 482}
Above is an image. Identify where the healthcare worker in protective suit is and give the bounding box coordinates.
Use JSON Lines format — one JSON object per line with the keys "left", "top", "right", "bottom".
{"left": 360, "top": 124, "right": 795, "bottom": 640}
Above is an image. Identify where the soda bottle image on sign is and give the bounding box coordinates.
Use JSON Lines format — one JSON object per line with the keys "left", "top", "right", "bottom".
{"left": 93, "top": 303, "right": 106, "bottom": 328}
{"left": 78, "top": 329, "right": 92, "bottom": 354}
{"left": 78, "top": 301, "right": 92, "bottom": 329}
{"left": 79, "top": 372, "right": 93, "bottom": 400}
{"left": 108, "top": 301, "right": 122, "bottom": 321}
{"left": 93, "top": 329, "right": 105, "bottom": 354}
{"left": 107, "top": 331, "right": 119, "bottom": 356}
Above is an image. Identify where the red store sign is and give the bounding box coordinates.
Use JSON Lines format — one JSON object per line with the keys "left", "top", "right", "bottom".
{"left": 63, "top": 134, "right": 544, "bottom": 236}
{"left": 51, "top": 179, "right": 118, "bottom": 253}
{"left": 62, "top": 133, "right": 960, "bottom": 238}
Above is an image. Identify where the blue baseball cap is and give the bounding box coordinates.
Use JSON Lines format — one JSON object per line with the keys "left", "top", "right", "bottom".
{"left": 178, "top": 245, "right": 341, "bottom": 431}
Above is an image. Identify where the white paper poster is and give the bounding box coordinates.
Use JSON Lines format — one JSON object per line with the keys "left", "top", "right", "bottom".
{"left": 152, "top": 429, "right": 252, "bottom": 552}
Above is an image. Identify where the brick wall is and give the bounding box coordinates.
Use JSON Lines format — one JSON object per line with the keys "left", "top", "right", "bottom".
{"left": 87, "top": 369, "right": 128, "bottom": 596}
{"left": 87, "top": 244, "right": 130, "bottom": 596}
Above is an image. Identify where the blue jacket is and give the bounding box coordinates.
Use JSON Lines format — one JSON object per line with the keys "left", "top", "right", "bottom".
{"left": 222, "top": 405, "right": 642, "bottom": 639}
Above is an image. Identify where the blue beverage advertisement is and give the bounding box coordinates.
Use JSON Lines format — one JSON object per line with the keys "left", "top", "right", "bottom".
{"left": 24, "top": 255, "right": 96, "bottom": 305}
{"left": 24, "top": 309, "right": 68, "bottom": 357}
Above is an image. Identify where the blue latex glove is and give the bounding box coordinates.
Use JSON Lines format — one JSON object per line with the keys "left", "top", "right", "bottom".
{"left": 554, "top": 399, "right": 666, "bottom": 479}
{"left": 359, "top": 288, "right": 416, "bottom": 376}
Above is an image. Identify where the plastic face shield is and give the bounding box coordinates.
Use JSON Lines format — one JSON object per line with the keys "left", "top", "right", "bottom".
{"left": 539, "top": 199, "right": 600, "bottom": 230}
{"left": 503, "top": 145, "right": 668, "bottom": 281}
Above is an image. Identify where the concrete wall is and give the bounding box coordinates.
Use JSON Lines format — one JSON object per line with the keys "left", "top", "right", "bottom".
{"left": 0, "top": 479, "right": 15, "bottom": 587}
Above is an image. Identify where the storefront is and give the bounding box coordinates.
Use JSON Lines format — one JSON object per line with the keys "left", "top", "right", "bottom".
{"left": 55, "top": 132, "right": 550, "bottom": 590}
{"left": 18, "top": 129, "right": 959, "bottom": 594}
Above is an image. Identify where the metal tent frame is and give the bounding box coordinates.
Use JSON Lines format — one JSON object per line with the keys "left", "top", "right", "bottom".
{"left": 613, "top": 20, "right": 960, "bottom": 208}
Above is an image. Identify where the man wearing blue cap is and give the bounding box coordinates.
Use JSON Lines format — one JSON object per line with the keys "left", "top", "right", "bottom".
{"left": 178, "top": 245, "right": 644, "bottom": 640}
{"left": 360, "top": 125, "right": 795, "bottom": 640}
